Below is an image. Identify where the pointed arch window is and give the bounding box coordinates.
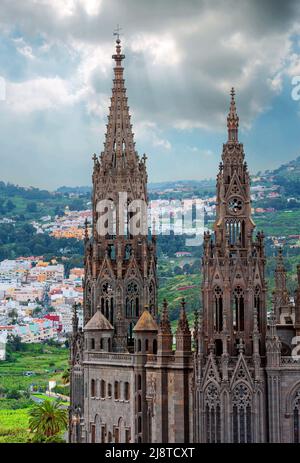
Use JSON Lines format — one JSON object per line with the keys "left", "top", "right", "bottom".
{"left": 293, "top": 389, "right": 300, "bottom": 443}
{"left": 124, "top": 382, "right": 130, "bottom": 401}
{"left": 126, "top": 281, "right": 140, "bottom": 318}
{"left": 112, "top": 150, "right": 116, "bottom": 168}
{"left": 214, "top": 286, "right": 223, "bottom": 332}
{"left": 125, "top": 244, "right": 131, "bottom": 260}
{"left": 204, "top": 383, "right": 221, "bottom": 443}
{"left": 127, "top": 321, "right": 135, "bottom": 347}
{"left": 233, "top": 286, "right": 245, "bottom": 332}
{"left": 232, "top": 383, "right": 252, "bottom": 443}
{"left": 226, "top": 219, "right": 241, "bottom": 245}
{"left": 153, "top": 339, "right": 157, "bottom": 355}
{"left": 108, "top": 244, "right": 116, "bottom": 260}
{"left": 100, "top": 281, "right": 114, "bottom": 324}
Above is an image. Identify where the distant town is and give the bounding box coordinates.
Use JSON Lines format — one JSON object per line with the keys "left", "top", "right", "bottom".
{"left": 1, "top": 159, "right": 300, "bottom": 362}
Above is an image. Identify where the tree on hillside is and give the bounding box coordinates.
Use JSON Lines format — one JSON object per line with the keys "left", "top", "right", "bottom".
{"left": 69, "top": 198, "right": 86, "bottom": 211}
{"left": 174, "top": 266, "right": 183, "bottom": 275}
{"left": 8, "top": 308, "right": 18, "bottom": 323}
{"left": 61, "top": 368, "right": 70, "bottom": 385}
{"left": 26, "top": 202, "right": 38, "bottom": 213}
{"left": 6, "top": 334, "right": 22, "bottom": 352}
{"left": 28, "top": 400, "right": 68, "bottom": 442}
{"left": 6, "top": 199, "right": 16, "bottom": 211}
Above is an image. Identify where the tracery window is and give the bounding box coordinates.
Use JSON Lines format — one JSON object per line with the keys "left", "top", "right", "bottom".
{"left": 204, "top": 383, "right": 221, "bottom": 443}
{"left": 100, "top": 281, "right": 114, "bottom": 324}
{"left": 126, "top": 281, "right": 140, "bottom": 318}
{"left": 233, "top": 286, "right": 245, "bottom": 332}
{"left": 232, "top": 383, "right": 252, "bottom": 443}
{"left": 226, "top": 219, "right": 241, "bottom": 245}
{"left": 293, "top": 389, "right": 300, "bottom": 443}
{"left": 214, "top": 286, "right": 223, "bottom": 332}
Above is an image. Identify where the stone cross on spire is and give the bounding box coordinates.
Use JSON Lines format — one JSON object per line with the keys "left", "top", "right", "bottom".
{"left": 227, "top": 87, "right": 239, "bottom": 143}
{"left": 113, "top": 24, "right": 122, "bottom": 41}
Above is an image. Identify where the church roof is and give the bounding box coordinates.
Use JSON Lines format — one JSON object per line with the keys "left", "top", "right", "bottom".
{"left": 133, "top": 309, "right": 158, "bottom": 332}
{"left": 84, "top": 309, "right": 113, "bottom": 331}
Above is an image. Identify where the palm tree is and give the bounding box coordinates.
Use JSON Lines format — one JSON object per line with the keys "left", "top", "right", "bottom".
{"left": 29, "top": 400, "right": 68, "bottom": 440}
{"left": 61, "top": 368, "right": 70, "bottom": 385}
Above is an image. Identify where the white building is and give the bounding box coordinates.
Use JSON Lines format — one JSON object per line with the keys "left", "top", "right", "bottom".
{"left": 0, "top": 331, "right": 7, "bottom": 360}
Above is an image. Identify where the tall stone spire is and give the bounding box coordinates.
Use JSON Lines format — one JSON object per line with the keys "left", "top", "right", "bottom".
{"left": 227, "top": 87, "right": 239, "bottom": 143}
{"left": 101, "top": 37, "right": 138, "bottom": 169}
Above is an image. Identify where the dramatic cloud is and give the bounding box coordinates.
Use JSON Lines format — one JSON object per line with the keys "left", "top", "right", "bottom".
{"left": 0, "top": 0, "right": 299, "bottom": 187}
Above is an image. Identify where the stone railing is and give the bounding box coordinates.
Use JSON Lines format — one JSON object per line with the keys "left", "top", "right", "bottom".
{"left": 281, "top": 356, "right": 300, "bottom": 366}
{"left": 85, "top": 352, "right": 133, "bottom": 364}
{"left": 146, "top": 355, "right": 157, "bottom": 363}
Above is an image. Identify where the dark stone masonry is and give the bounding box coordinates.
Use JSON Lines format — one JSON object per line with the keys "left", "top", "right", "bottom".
{"left": 69, "top": 39, "right": 300, "bottom": 443}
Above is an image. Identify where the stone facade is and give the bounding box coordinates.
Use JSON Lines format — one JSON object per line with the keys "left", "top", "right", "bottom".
{"left": 69, "top": 39, "right": 300, "bottom": 443}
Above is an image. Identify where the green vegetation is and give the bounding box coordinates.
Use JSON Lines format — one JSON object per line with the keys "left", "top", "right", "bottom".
{"left": 0, "top": 222, "right": 84, "bottom": 264}
{"left": 0, "top": 182, "right": 89, "bottom": 219}
{"left": 0, "top": 343, "right": 69, "bottom": 442}
{"left": 28, "top": 400, "right": 68, "bottom": 442}
{"left": 254, "top": 210, "right": 300, "bottom": 236}
{"left": 0, "top": 181, "right": 87, "bottom": 265}
{"left": 0, "top": 408, "right": 31, "bottom": 443}
{"left": 0, "top": 343, "right": 69, "bottom": 393}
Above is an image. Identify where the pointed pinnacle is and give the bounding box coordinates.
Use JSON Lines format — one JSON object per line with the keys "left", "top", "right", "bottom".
{"left": 177, "top": 298, "right": 190, "bottom": 334}
{"left": 160, "top": 299, "right": 171, "bottom": 334}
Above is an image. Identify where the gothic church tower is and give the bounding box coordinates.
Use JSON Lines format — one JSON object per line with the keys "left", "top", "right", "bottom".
{"left": 195, "top": 89, "right": 267, "bottom": 443}
{"left": 83, "top": 38, "right": 157, "bottom": 350}
{"left": 69, "top": 38, "right": 157, "bottom": 442}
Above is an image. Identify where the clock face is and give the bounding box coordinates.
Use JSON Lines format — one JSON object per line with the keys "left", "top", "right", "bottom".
{"left": 228, "top": 197, "right": 244, "bottom": 214}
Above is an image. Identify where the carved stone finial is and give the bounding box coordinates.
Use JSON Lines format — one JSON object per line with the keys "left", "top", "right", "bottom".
{"left": 227, "top": 87, "right": 239, "bottom": 142}
{"left": 237, "top": 338, "right": 245, "bottom": 354}
{"left": 176, "top": 298, "right": 190, "bottom": 335}
{"left": 159, "top": 299, "right": 172, "bottom": 335}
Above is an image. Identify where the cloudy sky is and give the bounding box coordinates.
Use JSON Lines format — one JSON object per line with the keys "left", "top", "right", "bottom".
{"left": 0, "top": 0, "right": 300, "bottom": 189}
